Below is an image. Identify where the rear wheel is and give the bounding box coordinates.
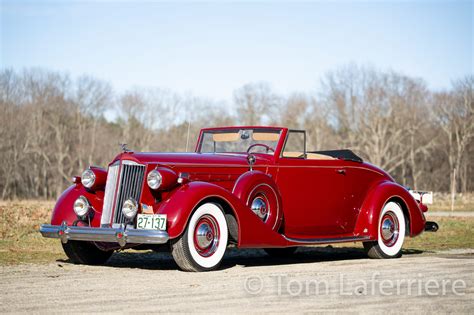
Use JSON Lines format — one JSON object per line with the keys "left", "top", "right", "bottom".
{"left": 171, "top": 203, "right": 228, "bottom": 272}
{"left": 62, "top": 241, "right": 113, "bottom": 265}
{"left": 364, "top": 201, "right": 406, "bottom": 259}
{"left": 264, "top": 247, "right": 297, "bottom": 257}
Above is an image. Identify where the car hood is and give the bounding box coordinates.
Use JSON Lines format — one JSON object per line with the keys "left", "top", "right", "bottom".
{"left": 112, "top": 152, "right": 272, "bottom": 167}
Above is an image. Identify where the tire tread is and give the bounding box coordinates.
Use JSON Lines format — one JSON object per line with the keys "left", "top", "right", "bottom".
{"left": 171, "top": 232, "right": 204, "bottom": 272}
{"left": 62, "top": 241, "right": 113, "bottom": 265}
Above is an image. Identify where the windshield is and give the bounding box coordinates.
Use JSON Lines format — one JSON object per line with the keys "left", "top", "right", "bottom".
{"left": 198, "top": 128, "right": 282, "bottom": 154}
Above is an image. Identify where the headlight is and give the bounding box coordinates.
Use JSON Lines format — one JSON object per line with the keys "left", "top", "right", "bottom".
{"left": 81, "top": 169, "right": 96, "bottom": 188}
{"left": 147, "top": 170, "right": 162, "bottom": 190}
{"left": 122, "top": 198, "right": 138, "bottom": 219}
{"left": 73, "top": 196, "right": 90, "bottom": 217}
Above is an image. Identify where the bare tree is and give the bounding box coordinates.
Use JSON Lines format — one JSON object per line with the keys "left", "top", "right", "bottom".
{"left": 233, "top": 82, "right": 279, "bottom": 125}
{"left": 73, "top": 75, "right": 113, "bottom": 169}
{"left": 0, "top": 67, "right": 472, "bottom": 199}
{"left": 320, "top": 66, "right": 435, "bottom": 187}
{"left": 434, "top": 76, "right": 474, "bottom": 194}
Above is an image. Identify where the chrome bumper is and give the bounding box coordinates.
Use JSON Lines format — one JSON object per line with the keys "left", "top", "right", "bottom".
{"left": 40, "top": 221, "right": 169, "bottom": 247}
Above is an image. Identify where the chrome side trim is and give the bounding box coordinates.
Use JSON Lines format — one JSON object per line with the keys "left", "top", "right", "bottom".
{"left": 40, "top": 222, "right": 169, "bottom": 247}
{"left": 283, "top": 235, "right": 371, "bottom": 244}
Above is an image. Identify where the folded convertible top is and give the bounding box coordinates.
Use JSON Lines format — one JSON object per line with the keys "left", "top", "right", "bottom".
{"left": 309, "top": 150, "right": 363, "bottom": 163}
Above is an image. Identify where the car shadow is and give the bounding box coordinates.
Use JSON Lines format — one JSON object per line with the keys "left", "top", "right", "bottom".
{"left": 57, "top": 245, "right": 426, "bottom": 271}
{"left": 221, "top": 246, "right": 425, "bottom": 269}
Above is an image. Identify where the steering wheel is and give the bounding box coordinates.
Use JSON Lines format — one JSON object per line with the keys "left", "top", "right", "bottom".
{"left": 246, "top": 143, "right": 275, "bottom": 153}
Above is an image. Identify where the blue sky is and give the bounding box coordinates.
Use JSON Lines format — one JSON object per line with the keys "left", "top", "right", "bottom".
{"left": 1, "top": 0, "right": 472, "bottom": 101}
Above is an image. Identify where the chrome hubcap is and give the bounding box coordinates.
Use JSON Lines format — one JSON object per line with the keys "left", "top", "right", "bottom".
{"left": 196, "top": 223, "right": 214, "bottom": 249}
{"left": 251, "top": 196, "right": 268, "bottom": 221}
{"left": 193, "top": 215, "right": 219, "bottom": 257}
{"left": 381, "top": 219, "right": 395, "bottom": 239}
{"left": 380, "top": 211, "right": 399, "bottom": 247}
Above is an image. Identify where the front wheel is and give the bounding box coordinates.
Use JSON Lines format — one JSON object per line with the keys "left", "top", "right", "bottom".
{"left": 171, "top": 203, "right": 228, "bottom": 272}
{"left": 62, "top": 241, "right": 113, "bottom": 265}
{"left": 363, "top": 201, "right": 406, "bottom": 259}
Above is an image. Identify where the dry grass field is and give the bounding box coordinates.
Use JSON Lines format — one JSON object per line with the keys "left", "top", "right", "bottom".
{"left": 0, "top": 200, "right": 65, "bottom": 264}
{"left": 429, "top": 192, "right": 474, "bottom": 211}
{"left": 0, "top": 199, "right": 473, "bottom": 265}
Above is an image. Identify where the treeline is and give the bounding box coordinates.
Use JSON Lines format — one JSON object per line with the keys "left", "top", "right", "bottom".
{"left": 0, "top": 66, "right": 472, "bottom": 199}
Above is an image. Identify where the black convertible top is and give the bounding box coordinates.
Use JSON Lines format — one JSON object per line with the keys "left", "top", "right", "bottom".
{"left": 309, "top": 150, "right": 363, "bottom": 163}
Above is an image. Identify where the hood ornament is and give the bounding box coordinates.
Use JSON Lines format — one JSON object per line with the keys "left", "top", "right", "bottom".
{"left": 119, "top": 143, "right": 132, "bottom": 153}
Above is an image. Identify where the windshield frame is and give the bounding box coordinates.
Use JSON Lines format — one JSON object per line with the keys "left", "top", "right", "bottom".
{"left": 196, "top": 126, "right": 285, "bottom": 155}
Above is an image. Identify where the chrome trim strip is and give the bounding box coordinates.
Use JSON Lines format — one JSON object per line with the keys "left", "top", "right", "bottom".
{"left": 121, "top": 160, "right": 142, "bottom": 165}
{"left": 40, "top": 223, "right": 169, "bottom": 247}
{"left": 283, "top": 235, "right": 371, "bottom": 244}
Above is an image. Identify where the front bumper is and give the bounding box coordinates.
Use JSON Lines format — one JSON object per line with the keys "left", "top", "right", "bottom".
{"left": 40, "top": 221, "right": 169, "bottom": 247}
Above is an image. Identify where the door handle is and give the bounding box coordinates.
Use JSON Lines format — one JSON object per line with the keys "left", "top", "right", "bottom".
{"left": 336, "top": 168, "right": 346, "bottom": 175}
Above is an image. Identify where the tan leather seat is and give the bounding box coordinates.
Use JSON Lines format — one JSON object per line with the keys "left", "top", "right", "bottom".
{"left": 283, "top": 152, "right": 336, "bottom": 160}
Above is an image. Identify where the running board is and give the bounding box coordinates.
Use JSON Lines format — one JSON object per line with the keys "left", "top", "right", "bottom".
{"left": 283, "top": 235, "right": 371, "bottom": 244}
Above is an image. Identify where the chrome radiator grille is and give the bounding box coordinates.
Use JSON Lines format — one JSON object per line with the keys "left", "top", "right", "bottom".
{"left": 100, "top": 161, "right": 146, "bottom": 226}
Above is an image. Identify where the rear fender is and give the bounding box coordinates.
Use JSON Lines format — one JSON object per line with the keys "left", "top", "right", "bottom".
{"left": 354, "top": 181, "right": 426, "bottom": 239}
{"left": 158, "top": 181, "right": 287, "bottom": 247}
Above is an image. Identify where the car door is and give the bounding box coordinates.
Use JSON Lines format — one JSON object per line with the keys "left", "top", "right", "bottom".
{"left": 274, "top": 131, "right": 347, "bottom": 238}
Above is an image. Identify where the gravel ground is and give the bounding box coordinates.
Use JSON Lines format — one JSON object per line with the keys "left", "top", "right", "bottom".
{"left": 1, "top": 247, "right": 473, "bottom": 313}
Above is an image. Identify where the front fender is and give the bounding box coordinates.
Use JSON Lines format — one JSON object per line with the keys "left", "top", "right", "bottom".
{"left": 354, "top": 181, "right": 426, "bottom": 239}
{"left": 51, "top": 184, "right": 104, "bottom": 227}
{"left": 157, "top": 181, "right": 287, "bottom": 247}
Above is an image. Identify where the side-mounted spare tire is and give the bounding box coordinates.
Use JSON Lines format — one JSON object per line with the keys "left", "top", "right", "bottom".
{"left": 233, "top": 171, "right": 283, "bottom": 231}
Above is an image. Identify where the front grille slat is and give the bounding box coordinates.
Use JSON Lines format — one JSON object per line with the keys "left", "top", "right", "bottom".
{"left": 101, "top": 163, "right": 119, "bottom": 226}
{"left": 102, "top": 161, "right": 146, "bottom": 227}
{"left": 123, "top": 165, "right": 133, "bottom": 222}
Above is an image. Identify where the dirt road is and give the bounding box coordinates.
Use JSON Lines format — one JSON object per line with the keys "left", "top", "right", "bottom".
{"left": 1, "top": 247, "right": 473, "bottom": 313}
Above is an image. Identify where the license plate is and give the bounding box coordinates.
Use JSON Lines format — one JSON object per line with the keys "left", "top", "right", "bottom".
{"left": 136, "top": 214, "right": 167, "bottom": 231}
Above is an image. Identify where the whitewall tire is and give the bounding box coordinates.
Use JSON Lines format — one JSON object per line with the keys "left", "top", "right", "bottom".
{"left": 364, "top": 201, "right": 406, "bottom": 259}
{"left": 171, "top": 203, "right": 228, "bottom": 272}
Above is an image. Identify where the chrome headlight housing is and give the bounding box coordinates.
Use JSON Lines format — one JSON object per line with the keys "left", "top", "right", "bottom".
{"left": 122, "top": 198, "right": 138, "bottom": 220}
{"left": 73, "top": 196, "right": 90, "bottom": 217}
{"left": 147, "top": 170, "right": 162, "bottom": 190}
{"left": 81, "top": 169, "right": 96, "bottom": 188}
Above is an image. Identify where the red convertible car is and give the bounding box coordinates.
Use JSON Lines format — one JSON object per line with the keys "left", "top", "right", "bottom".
{"left": 40, "top": 126, "right": 438, "bottom": 271}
